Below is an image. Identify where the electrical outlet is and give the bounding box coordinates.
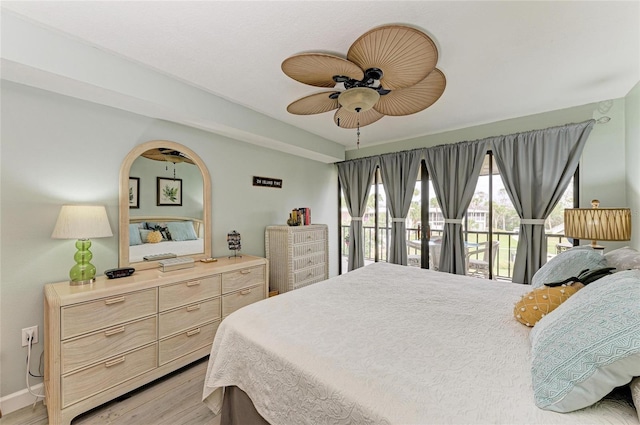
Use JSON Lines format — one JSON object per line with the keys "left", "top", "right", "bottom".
{"left": 21, "top": 326, "right": 38, "bottom": 347}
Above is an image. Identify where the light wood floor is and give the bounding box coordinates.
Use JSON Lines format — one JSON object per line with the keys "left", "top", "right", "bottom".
{"left": 1, "top": 358, "right": 220, "bottom": 425}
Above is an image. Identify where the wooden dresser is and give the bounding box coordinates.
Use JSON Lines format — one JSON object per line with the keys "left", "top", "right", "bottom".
{"left": 265, "top": 224, "right": 328, "bottom": 294}
{"left": 43, "top": 255, "right": 267, "bottom": 425}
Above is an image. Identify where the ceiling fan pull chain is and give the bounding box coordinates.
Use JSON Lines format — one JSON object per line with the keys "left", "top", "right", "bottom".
{"left": 357, "top": 116, "right": 361, "bottom": 149}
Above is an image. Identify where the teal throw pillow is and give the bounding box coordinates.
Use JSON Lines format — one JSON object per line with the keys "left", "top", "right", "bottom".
{"left": 129, "top": 223, "right": 142, "bottom": 246}
{"left": 530, "top": 269, "right": 640, "bottom": 412}
{"left": 166, "top": 221, "right": 198, "bottom": 242}
{"left": 531, "top": 247, "right": 608, "bottom": 288}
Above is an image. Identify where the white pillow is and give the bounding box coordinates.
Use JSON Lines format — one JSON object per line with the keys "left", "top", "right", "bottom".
{"left": 605, "top": 246, "right": 640, "bottom": 271}
{"left": 530, "top": 270, "right": 640, "bottom": 412}
{"left": 531, "top": 246, "right": 608, "bottom": 288}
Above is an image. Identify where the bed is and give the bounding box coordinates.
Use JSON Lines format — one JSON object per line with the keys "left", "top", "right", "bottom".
{"left": 202, "top": 250, "right": 640, "bottom": 424}
{"left": 128, "top": 216, "right": 204, "bottom": 262}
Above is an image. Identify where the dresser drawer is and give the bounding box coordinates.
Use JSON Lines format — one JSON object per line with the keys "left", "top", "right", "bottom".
{"left": 293, "top": 263, "right": 327, "bottom": 285}
{"left": 292, "top": 251, "right": 326, "bottom": 271}
{"left": 222, "top": 265, "right": 265, "bottom": 294}
{"left": 159, "top": 275, "right": 221, "bottom": 311}
{"left": 222, "top": 284, "right": 265, "bottom": 317}
{"left": 292, "top": 229, "right": 326, "bottom": 244}
{"left": 294, "top": 275, "right": 326, "bottom": 290}
{"left": 159, "top": 320, "right": 220, "bottom": 366}
{"left": 292, "top": 241, "right": 325, "bottom": 259}
{"left": 159, "top": 297, "right": 220, "bottom": 338}
{"left": 62, "top": 343, "right": 157, "bottom": 408}
{"left": 61, "top": 289, "right": 157, "bottom": 339}
{"left": 62, "top": 316, "right": 156, "bottom": 374}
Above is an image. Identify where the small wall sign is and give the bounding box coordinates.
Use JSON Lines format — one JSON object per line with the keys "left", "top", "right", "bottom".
{"left": 253, "top": 176, "right": 282, "bottom": 188}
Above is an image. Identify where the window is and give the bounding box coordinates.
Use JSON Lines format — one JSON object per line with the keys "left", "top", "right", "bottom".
{"left": 339, "top": 154, "right": 577, "bottom": 279}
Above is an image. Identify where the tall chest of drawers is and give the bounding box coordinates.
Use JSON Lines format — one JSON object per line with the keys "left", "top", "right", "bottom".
{"left": 265, "top": 224, "right": 328, "bottom": 294}
{"left": 43, "top": 255, "right": 267, "bottom": 425}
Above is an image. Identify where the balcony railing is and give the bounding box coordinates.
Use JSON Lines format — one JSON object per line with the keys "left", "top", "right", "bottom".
{"left": 340, "top": 225, "right": 568, "bottom": 280}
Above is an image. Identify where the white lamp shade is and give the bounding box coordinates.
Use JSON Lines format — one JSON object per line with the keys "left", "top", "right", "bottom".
{"left": 51, "top": 205, "right": 113, "bottom": 240}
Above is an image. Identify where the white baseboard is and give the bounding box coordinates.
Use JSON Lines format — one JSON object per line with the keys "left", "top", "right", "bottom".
{"left": 0, "top": 384, "right": 44, "bottom": 416}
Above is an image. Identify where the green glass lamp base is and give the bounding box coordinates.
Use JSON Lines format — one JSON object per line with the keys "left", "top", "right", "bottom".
{"left": 69, "top": 239, "right": 97, "bottom": 286}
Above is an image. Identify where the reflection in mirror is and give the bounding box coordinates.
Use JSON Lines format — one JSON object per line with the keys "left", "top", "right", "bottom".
{"left": 119, "top": 141, "right": 211, "bottom": 271}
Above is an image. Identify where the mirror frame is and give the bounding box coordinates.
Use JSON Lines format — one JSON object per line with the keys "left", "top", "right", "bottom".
{"left": 119, "top": 140, "right": 212, "bottom": 271}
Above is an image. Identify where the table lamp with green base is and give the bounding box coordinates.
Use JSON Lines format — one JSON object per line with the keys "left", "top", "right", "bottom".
{"left": 51, "top": 205, "right": 113, "bottom": 285}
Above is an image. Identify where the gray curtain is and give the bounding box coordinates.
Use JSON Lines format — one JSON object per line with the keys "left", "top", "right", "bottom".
{"left": 337, "top": 158, "right": 379, "bottom": 271}
{"left": 423, "top": 140, "right": 489, "bottom": 275}
{"left": 379, "top": 150, "right": 421, "bottom": 265}
{"left": 491, "top": 120, "right": 594, "bottom": 284}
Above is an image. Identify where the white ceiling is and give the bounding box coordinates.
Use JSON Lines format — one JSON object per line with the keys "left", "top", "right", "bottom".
{"left": 2, "top": 1, "right": 639, "bottom": 151}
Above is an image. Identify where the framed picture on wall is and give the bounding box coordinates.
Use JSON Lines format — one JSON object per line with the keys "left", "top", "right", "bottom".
{"left": 129, "top": 177, "right": 140, "bottom": 209}
{"left": 157, "top": 177, "right": 183, "bottom": 206}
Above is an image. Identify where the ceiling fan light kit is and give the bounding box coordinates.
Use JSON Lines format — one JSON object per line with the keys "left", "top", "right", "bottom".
{"left": 282, "top": 24, "right": 446, "bottom": 147}
{"left": 338, "top": 87, "right": 380, "bottom": 113}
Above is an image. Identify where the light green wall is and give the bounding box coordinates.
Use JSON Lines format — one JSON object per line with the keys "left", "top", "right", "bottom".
{"left": 0, "top": 81, "right": 339, "bottom": 397}
{"left": 346, "top": 99, "right": 633, "bottom": 251}
{"left": 625, "top": 81, "right": 640, "bottom": 249}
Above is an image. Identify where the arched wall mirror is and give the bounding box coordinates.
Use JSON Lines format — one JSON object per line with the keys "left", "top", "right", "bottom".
{"left": 119, "top": 140, "right": 212, "bottom": 271}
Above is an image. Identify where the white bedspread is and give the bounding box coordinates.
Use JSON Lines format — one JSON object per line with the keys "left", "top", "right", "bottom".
{"left": 128, "top": 238, "right": 203, "bottom": 263}
{"left": 203, "top": 262, "right": 638, "bottom": 425}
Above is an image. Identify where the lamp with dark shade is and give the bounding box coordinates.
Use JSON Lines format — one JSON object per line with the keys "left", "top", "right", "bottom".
{"left": 51, "top": 205, "right": 113, "bottom": 285}
{"left": 564, "top": 200, "right": 632, "bottom": 250}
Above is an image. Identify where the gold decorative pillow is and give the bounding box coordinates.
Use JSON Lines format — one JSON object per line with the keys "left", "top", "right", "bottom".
{"left": 146, "top": 230, "right": 163, "bottom": 244}
{"left": 514, "top": 285, "right": 580, "bottom": 327}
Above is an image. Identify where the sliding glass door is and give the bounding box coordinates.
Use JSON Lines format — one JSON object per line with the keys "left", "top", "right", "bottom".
{"left": 339, "top": 153, "right": 577, "bottom": 279}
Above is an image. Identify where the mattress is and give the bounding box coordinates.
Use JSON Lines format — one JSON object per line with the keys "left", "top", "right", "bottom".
{"left": 202, "top": 262, "right": 638, "bottom": 424}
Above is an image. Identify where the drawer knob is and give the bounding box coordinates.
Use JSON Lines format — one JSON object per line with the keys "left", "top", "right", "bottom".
{"left": 240, "top": 270, "right": 251, "bottom": 275}
{"left": 105, "top": 356, "right": 125, "bottom": 368}
{"left": 104, "top": 296, "right": 125, "bottom": 305}
{"left": 240, "top": 289, "right": 251, "bottom": 295}
{"left": 186, "top": 304, "right": 201, "bottom": 312}
{"left": 186, "top": 281, "right": 200, "bottom": 287}
{"left": 186, "top": 328, "right": 201, "bottom": 337}
{"left": 104, "top": 326, "right": 125, "bottom": 337}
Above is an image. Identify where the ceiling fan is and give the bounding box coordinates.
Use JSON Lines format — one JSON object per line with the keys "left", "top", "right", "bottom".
{"left": 141, "top": 148, "right": 195, "bottom": 165}
{"left": 282, "top": 24, "right": 446, "bottom": 133}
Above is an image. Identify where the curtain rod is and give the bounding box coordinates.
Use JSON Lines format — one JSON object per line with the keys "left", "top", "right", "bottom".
{"left": 335, "top": 119, "right": 595, "bottom": 165}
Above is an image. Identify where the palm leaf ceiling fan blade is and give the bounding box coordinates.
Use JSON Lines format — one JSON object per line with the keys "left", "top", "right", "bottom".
{"left": 281, "top": 53, "right": 364, "bottom": 88}
{"left": 333, "top": 108, "right": 384, "bottom": 129}
{"left": 282, "top": 24, "right": 446, "bottom": 136}
{"left": 287, "top": 91, "right": 341, "bottom": 115}
{"left": 347, "top": 25, "right": 438, "bottom": 90}
{"left": 141, "top": 148, "right": 195, "bottom": 165}
{"left": 374, "top": 69, "right": 446, "bottom": 116}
